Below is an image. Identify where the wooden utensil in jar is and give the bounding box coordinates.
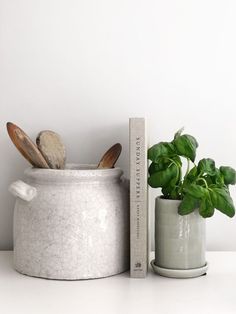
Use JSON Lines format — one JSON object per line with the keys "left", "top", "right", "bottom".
{"left": 36, "top": 130, "right": 66, "bottom": 169}
{"left": 6, "top": 122, "right": 49, "bottom": 168}
{"left": 98, "top": 143, "right": 122, "bottom": 169}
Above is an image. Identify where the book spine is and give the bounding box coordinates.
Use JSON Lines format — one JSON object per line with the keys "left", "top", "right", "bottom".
{"left": 129, "top": 118, "right": 148, "bottom": 278}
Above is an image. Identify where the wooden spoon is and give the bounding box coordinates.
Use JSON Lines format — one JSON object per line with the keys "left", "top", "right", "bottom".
{"left": 36, "top": 130, "right": 66, "bottom": 169}
{"left": 6, "top": 122, "right": 49, "bottom": 168}
{"left": 98, "top": 143, "right": 122, "bottom": 169}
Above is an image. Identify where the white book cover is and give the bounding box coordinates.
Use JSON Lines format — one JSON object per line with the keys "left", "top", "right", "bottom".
{"left": 129, "top": 118, "right": 148, "bottom": 278}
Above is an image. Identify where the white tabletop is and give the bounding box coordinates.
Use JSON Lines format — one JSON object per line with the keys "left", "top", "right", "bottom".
{"left": 1, "top": 251, "right": 236, "bottom": 314}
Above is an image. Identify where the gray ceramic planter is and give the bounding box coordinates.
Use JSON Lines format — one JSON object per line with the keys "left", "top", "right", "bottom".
{"left": 151, "top": 197, "right": 208, "bottom": 278}
{"left": 9, "top": 164, "right": 130, "bottom": 280}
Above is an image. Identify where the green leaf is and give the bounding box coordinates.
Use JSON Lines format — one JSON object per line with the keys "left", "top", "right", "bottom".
{"left": 187, "top": 166, "right": 198, "bottom": 178}
{"left": 178, "top": 194, "right": 198, "bottom": 215}
{"left": 198, "top": 158, "right": 216, "bottom": 176}
{"left": 171, "top": 155, "right": 182, "bottom": 166}
{"left": 170, "top": 188, "right": 180, "bottom": 199}
{"left": 211, "top": 168, "right": 224, "bottom": 186}
{"left": 148, "top": 162, "right": 164, "bottom": 175}
{"left": 174, "top": 127, "right": 185, "bottom": 140}
{"left": 199, "top": 195, "right": 215, "bottom": 218}
{"left": 169, "top": 170, "right": 182, "bottom": 199}
{"left": 148, "top": 156, "right": 182, "bottom": 176}
{"left": 184, "top": 183, "right": 208, "bottom": 199}
{"left": 204, "top": 176, "right": 214, "bottom": 186}
{"left": 220, "top": 166, "right": 236, "bottom": 185}
{"left": 210, "top": 187, "right": 235, "bottom": 218}
{"left": 172, "top": 134, "right": 198, "bottom": 162}
{"left": 148, "top": 142, "right": 176, "bottom": 162}
{"left": 161, "top": 186, "right": 171, "bottom": 198}
{"left": 161, "top": 185, "right": 172, "bottom": 199}
{"left": 183, "top": 166, "right": 198, "bottom": 188}
{"left": 162, "top": 185, "right": 180, "bottom": 199}
{"left": 148, "top": 164, "right": 178, "bottom": 188}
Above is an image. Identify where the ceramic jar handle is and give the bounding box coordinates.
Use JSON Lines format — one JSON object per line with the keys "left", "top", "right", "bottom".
{"left": 9, "top": 180, "right": 37, "bottom": 202}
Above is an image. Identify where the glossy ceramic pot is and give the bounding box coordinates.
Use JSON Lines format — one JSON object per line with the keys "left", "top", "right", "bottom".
{"left": 9, "top": 164, "right": 130, "bottom": 280}
{"left": 151, "top": 197, "right": 208, "bottom": 278}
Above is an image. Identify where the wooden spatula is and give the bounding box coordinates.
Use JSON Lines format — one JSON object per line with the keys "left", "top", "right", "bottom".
{"left": 36, "top": 130, "right": 66, "bottom": 169}
{"left": 98, "top": 143, "right": 122, "bottom": 169}
{"left": 6, "top": 122, "right": 49, "bottom": 168}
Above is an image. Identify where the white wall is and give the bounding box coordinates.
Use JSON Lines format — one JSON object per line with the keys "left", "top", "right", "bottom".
{"left": 1, "top": 0, "right": 236, "bottom": 250}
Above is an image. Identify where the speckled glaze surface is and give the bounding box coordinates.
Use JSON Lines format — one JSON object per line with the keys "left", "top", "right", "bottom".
{"left": 10, "top": 164, "right": 130, "bottom": 280}
{"left": 154, "top": 197, "right": 206, "bottom": 271}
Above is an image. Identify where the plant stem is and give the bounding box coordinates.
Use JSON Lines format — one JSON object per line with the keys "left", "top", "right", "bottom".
{"left": 166, "top": 157, "right": 179, "bottom": 167}
{"left": 196, "top": 177, "right": 208, "bottom": 188}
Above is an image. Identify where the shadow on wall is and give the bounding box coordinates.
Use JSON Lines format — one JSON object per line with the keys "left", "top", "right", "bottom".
{"left": 0, "top": 122, "right": 129, "bottom": 250}
{"left": 0, "top": 134, "right": 27, "bottom": 250}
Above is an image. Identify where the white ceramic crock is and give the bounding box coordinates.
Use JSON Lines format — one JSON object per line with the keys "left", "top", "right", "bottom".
{"left": 151, "top": 197, "right": 208, "bottom": 278}
{"left": 9, "top": 164, "right": 130, "bottom": 280}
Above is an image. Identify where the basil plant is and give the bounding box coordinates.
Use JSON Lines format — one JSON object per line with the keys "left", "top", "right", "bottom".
{"left": 148, "top": 128, "right": 236, "bottom": 218}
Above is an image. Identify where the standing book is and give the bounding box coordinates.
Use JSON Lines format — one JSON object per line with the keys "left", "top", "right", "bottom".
{"left": 129, "top": 118, "right": 148, "bottom": 278}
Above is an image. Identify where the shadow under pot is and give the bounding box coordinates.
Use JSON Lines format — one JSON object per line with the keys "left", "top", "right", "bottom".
{"left": 151, "top": 197, "right": 208, "bottom": 278}
{"left": 9, "top": 164, "right": 130, "bottom": 280}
